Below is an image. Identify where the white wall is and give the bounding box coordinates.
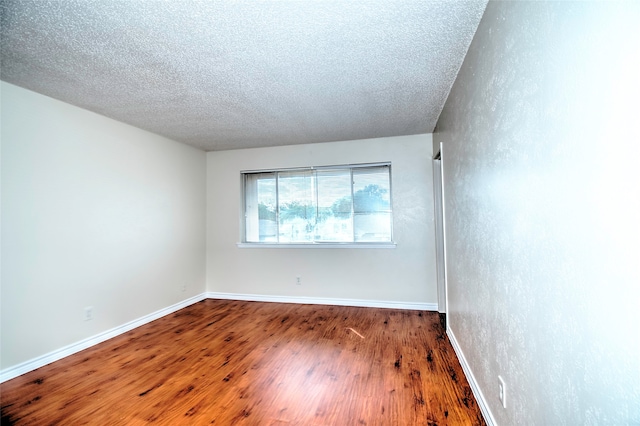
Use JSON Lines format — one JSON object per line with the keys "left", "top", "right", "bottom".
{"left": 1, "top": 82, "right": 207, "bottom": 370}
{"left": 436, "top": 2, "right": 640, "bottom": 424}
{"left": 207, "top": 135, "right": 437, "bottom": 306}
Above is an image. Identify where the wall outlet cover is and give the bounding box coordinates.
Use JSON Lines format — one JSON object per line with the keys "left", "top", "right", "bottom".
{"left": 498, "top": 375, "right": 506, "bottom": 409}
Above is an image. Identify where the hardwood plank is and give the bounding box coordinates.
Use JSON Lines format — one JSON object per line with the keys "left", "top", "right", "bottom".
{"left": 1, "top": 300, "right": 485, "bottom": 425}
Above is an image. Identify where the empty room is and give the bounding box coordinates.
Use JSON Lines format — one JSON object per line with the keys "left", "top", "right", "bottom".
{"left": 1, "top": 1, "right": 639, "bottom": 425}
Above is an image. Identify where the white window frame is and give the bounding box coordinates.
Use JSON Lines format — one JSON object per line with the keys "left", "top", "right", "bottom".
{"left": 238, "top": 163, "right": 396, "bottom": 249}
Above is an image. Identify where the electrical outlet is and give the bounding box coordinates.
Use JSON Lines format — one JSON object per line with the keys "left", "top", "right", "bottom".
{"left": 181, "top": 283, "right": 187, "bottom": 292}
{"left": 498, "top": 375, "right": 506, "bottom": 408}
{"left": 296, "top": 276, "right": 301, "bottom": 285}
{"left": 84, "top": 306, "right": 94, "bottom": 322}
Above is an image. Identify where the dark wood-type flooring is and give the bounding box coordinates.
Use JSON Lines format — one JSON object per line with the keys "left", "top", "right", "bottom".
{"left": 1, "top": 299, "right": 485, "bottom": 425}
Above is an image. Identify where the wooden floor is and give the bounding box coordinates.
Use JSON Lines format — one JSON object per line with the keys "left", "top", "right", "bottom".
{"left": 1, "top": 300, "right": 485, "bottom": 425}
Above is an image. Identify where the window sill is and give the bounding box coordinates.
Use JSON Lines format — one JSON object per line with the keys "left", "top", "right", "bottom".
{"left": 236, "top": 242, "right": 397, "bottom": 249}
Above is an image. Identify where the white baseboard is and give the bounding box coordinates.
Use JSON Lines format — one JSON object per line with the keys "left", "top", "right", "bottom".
{"left": 0, "top": 293, "right": 207, "bottom": 383}
{"left": 206, "top": 291, "right": 438, "bottom": 311}
{"left": 447, "top": 327, "right": 496, "bottom": 426}
{"left": 1, "top": 292, "right": 436, "bottom": 383}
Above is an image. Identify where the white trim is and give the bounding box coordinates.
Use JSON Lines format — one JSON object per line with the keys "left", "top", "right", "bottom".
{"left": 206, "top": 292, "right": 437, "bottom": 311}
{"left": 0, "top": 293, "right": 207, "bottom": 383}
{"left": 432, "top": 156, "right": 446, "bottom": 313}
{"left": 241, "top": 161, "right": 392, "bottom": 174}
{"left": 447, "top": 327, "right": 496, "bottom": 426}
{"left": 439, "top": 141, "right": 450, "bottom": 324}
{"left": 236, "top": 242, "right": 397, "bottom": 249}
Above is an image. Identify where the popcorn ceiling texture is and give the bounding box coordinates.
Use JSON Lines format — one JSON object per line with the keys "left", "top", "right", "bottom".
{"left": 436, "top": 1, "right": 640, "bottom": 424}
{"left": 0, "top": 0, "right": 486, "bottom": 151}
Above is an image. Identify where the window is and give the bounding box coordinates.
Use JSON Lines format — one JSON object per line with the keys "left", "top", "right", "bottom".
{"left": 242, "top": 163, "right": 393, "bottom": 245}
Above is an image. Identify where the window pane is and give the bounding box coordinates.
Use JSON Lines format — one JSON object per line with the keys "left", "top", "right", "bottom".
{"left": 353, "top": 166, "right": 391, "bottom": 241}
{"left": 354, "top": 212, "right": 392, "bottom": 242}
{"left": 278, "top": 171, "right": 315, "bottom": 242}
{"left": 316, "top": 169, "right": 353, "bottom": 242}
{"left": 245, "top": 172, "right": 276, "bottom": 242}
{"left": 243, "top": 163, "right": 392, "bottom": 244}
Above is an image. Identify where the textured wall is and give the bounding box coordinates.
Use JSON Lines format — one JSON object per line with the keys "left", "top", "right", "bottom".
{"left": 435, "top": 2, "right": 640, "bottom": 424}
{"left": 1, "top": 82, "right": 207, "bottom": 370}
{"left": 207, "top": 135, "right": 437, "bottom": 305}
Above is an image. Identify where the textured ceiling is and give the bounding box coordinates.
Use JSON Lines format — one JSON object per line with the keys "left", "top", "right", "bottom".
{"left": 1, "top": 0, "right": 487, "bottom": 151}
